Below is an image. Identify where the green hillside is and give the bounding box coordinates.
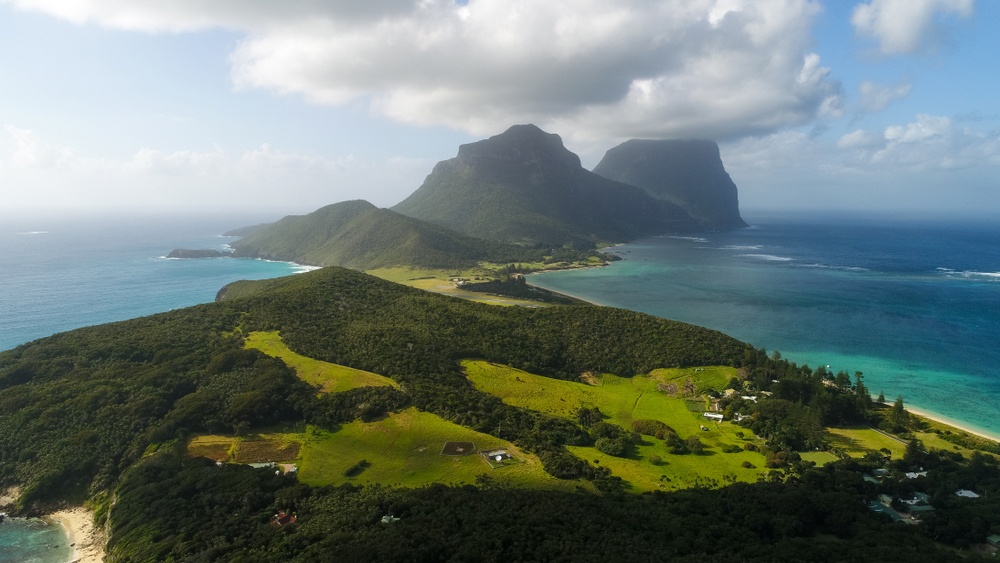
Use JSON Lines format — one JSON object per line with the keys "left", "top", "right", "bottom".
{"left": 393, "top": 124, "right": 699, "bottom": 247}
{"left": 228, "top": 199, "right": 542, "bottom": 270}
{"left": 2, "top": 266, "right": 998, "bottom": 560}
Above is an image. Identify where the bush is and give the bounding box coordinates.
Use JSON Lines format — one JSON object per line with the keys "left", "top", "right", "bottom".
{"left": 595, "top": 437, "right": 627, "bottom": 457}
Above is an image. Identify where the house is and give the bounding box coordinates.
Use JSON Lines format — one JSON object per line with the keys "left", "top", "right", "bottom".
{"left": 381, "top": 514, "right": 401, "bottom": 524}
{"left": 272, "top": 510, "right": 297, "bottom": 527}
{"left": 901, "top": 492, "right": 931, "bottom": 506}
{"left": 702, "top": 412, "right": 723, "bottom": 422}
{"left": 986, "top": 534, "right": 1000, "bottom": 548}
{"left": 904, "top": 471, "right": 928, "bottom": 479}
{"left": 877, "top": 494, "right": 893, "bottom": 507}
{"left": 955, "top": 489, "right": 980, "bottom": 498}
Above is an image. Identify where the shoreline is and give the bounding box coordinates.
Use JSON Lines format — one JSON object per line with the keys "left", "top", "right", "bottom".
{"left": 527, "top": 275, "right": 1000, "bottom": 448}
{"left": 48, "top": 507, "right": 105, "bottom": 563}
{"left": 906, "top": 405, "right": 1000, "bottom": 444}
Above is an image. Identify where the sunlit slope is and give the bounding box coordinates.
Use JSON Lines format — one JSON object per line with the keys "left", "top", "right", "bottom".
{"left": 464, "top": 360, "right": 770, "bottom": 491}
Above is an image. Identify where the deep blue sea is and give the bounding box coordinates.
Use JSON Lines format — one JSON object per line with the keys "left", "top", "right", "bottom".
{"left": 531, "top": 212, "right": 1000, "bottom": 438}
{"left": 0, "top": 214, "right": 305, "bottom": 560}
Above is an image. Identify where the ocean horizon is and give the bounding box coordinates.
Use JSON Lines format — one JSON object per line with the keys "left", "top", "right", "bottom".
{"left": 531, "top": 211, "right": 1000, "bottom": 440}
{"left": 0, "top": 214, "right": 310, "bottom": 353}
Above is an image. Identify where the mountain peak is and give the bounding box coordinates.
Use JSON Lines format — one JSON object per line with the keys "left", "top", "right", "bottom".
{"left": 593, "top": 138, "right": 747, "bottom": 230}
{"left": 455, "top": 123, "right": 581, "bottom": 170}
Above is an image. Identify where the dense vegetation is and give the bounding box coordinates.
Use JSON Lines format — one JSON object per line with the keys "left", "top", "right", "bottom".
{"left": 103, "top": 450, "right": 967, "bottom": 562}
{"left": 228, "top": 199, "right": 591, "bottom": 270}
{"left": 0, "top": 267, "right": 748, "bottom": 510}
{"left": 2, "top": 265, "right": 998, "bottom": 559}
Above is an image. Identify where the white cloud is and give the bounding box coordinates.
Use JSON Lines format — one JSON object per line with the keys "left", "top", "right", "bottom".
{"left": 8, "top": 0, "right": 841, "bottom": 142}
{"left": 1, "top": 127, "right": 429, "bottom": 214}
{"left": 723, "top": 114, "right": 1000, "bottom": 211}
{"left": 857, "top": 80, "right": 911, "bottom": 113}
{"left": 4, "top": 125, "right": 78, "bottom": 168}
{"left": 851, "top": 0, "right": 973, "bottom": 56}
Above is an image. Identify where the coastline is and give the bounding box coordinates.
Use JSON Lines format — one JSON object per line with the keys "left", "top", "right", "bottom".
{"left": 906, "top": 405, "right": 1000, "bottom": 444}
{"left": 48, "top": 507, "right": 105, "bottom": 563}
{"left": 529, "top": 263, "right": 1000, "bottom": 448}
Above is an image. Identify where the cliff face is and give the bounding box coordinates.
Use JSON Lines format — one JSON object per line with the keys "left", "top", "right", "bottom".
{"left": 392, "top": 124, "right": 698, "bottom": 247}
{"left": 593, "top": 139, "right": 748, "bottom": 230}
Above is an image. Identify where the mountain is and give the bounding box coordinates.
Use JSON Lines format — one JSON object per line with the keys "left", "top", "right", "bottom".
{"left": 229, "top": 199, "right": 537, "bottom": 270}
{"left": 392, "top": 124, "right": 699, "bottom": 247}
{"left": 592, "top": 139, "right": 748, "bottom": 230}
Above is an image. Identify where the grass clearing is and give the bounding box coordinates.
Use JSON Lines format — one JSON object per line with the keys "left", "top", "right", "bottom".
{"left": 295, "top": 408, "right": 572, "bottom": 490}
{"left": 187, "top": 435, "right": 236, "bottom": 462}
{"left": 826, "top": 427, "right": 906, "bottom": 459}
{"left": 799, "top": 451, "right": 840, "bottom": 466}
{"left": 463, "top": 360, "right": 769, "bottom": 490}
{"left": 233, "top": 439, "right": 301, "bottom": 463}
{"left": 244, "top": 331, "right": 397, "bottom": 393}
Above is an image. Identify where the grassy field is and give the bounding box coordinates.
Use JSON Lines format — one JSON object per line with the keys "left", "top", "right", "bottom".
{"left": 799, "top": 451, "right": 841, "bottom": 466}
{"left": 463, "top": 360, "right": 770, "bottom": 491}
{"left": 244, "top": 331, "right": 397, "bottom": 393}
{"left": 188, "top": 409, "right": 573, "bottom": 491}
{"left": 367, "top": 267, "right": 551, "bottom": 307}
{"left": 295, "top": 408, "right": 573, "bottom": 490}
{"left": 824, "top": 425, "right": 985, "bottom": 461}
{"left": 826, "top": 427, "right": 907, "bottom": 459}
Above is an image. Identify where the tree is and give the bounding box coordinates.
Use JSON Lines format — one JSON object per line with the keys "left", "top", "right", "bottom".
{"left": 686, "top": 435, "right": 705, "bottom": 455}
{"left": 890, "top": 395, "right": 909, "bottom": 427}
{"left": 877, "top": 390, "right": 886, "bottom": 404}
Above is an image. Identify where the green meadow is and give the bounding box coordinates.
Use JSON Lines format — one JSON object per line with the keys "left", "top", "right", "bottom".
{"left": 463, "top": 360, "right": 771, "bottom": 491}
{"left": 244, "top": 330, "right": 397, "bottom": 393}
{"left": 187, "top": 409, "right": 567, "bottom": 490}
{"left": 295, "top": 408, "right": 570, "bottom": 490}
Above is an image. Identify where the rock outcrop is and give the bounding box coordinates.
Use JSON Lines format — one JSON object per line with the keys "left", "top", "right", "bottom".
{"left": 392, "top": 124, "right": 698, "bottom": 247}
{"left": 592, "top": 139, "right": 747, "bottom": 230}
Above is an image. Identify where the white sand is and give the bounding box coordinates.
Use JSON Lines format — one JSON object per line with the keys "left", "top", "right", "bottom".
{"left": 49, "top": 507, "right": 105, "bottom": 563}
{"left": 906, "top": 405, "right": 1000, "bottom": 443}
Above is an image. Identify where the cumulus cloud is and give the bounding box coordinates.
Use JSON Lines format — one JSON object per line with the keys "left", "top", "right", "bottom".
{"left": 722, "top": 116, "right": 1000, "bottom": 211}
{"left": 857, "top": 80, "right": 911, "bottom": 113}
{"left": 851, "top": 0, "right": 973, "bottom": 55}
{"left": 8, "top": 0, "right": 841, "bottom": 141}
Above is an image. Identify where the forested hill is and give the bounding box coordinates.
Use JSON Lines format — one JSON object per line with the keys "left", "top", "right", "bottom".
{"left": 1, "top": 267, "right": 993, "bottom": 560}
{"left": 228, "top": 199, "right": 549, "bottom": 269}
{"left": 0, "top": 266, "right": 749, "bottom": 511}
{"left": 392, "top": 124, "right": 700, "bottom": 247}
{"left": 593, "top": 139, "right": 748, "bottom": 231}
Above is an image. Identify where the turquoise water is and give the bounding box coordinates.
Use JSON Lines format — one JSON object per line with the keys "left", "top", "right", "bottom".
{"left": 531, "top": 213, "right": 1000, "bottom": 438}
{"left": 0, "top": 518, "right": 71, "bottom": 563}
{"left": 1, "top": 215, "right": 307, "bottom": 352}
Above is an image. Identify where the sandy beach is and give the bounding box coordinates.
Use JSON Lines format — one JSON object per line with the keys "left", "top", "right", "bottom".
{"left": 49, "top": 507, "right": 105, "bottom": 563}
{"left": 906, "top": 405, "right": 1000, "bottom": 444}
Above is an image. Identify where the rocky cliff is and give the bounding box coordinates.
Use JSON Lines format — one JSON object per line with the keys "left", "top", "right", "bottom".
{"left": 592, "top": 139, "right": 747, "bottom": 230}
{"left": 392, "top": 124, "right": 698, "bottom": 247}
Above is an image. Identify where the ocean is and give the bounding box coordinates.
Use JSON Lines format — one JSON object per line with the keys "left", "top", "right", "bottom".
{"left": 0, "top": 214, "right": 309, "bottom": 353}
{"left": 0, "top": 518, "right": 70, "bottom": 563}
{"left": 0, "top": 214, "right": 304, "bottom": 560}
{"left": 531, "top": 212, "right": 1000, "bottom": 438}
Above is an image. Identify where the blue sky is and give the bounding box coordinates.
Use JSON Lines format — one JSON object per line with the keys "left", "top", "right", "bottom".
{"left": 1, "top": 0, "right": 997, "bottom": 219}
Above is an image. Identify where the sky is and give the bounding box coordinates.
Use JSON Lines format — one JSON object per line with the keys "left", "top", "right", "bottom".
{"left": 1, "top": 0, "right": 998, "bottom": 221}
